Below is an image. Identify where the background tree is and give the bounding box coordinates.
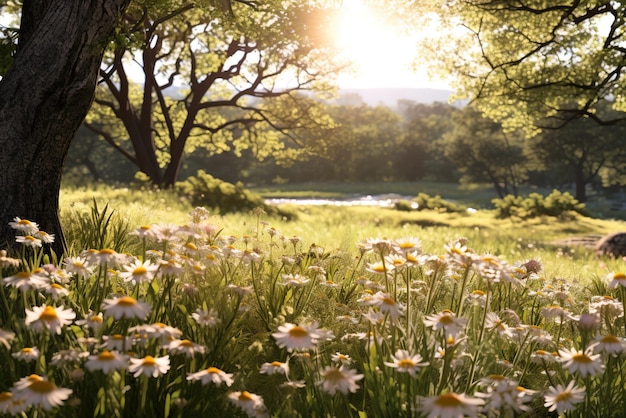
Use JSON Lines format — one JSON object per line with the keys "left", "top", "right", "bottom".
{"left": 439, "top": 106, "right": 531, "bottom": 198}
{"left": 528, "top": 102, "right": 626, "bottom": 202}
{"left": 85, "top": 1, "right": 340, "bottom": 187}
{"left": 417, "top": 1, "right": 626, "bottom": 134}
{"left": 397, "top": 101, "right": 458, "bottom": 182}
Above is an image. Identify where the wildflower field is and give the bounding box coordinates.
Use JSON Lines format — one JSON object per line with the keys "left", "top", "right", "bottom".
{"left": 2, "top": 189, "right": 626, "bottom": 417}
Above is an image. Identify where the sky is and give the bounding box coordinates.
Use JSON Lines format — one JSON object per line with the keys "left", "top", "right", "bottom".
{"left": 331, "top": 0, "right": 450, "bottom": 90}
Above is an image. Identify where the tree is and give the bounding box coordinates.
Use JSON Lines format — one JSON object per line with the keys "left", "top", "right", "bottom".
{"left": 439, "top": 106, "right": 530, "bottom": 198}
{"left": 529, "top": 102, "right": 626, "bottom": 202}
{"left": 418, "top": 1, "right": 626, "bottom": 134}
{"left": 85, "top": 1, "right": 340, "bottom": 187}
{"left": 0, "top": 1, "right": 132, "bottom": 255}
{"left": 0, "top": 1, "right": 261, "bottom": 255}
{"left": 397, "top": 102, "right": 458, "bottom": 182}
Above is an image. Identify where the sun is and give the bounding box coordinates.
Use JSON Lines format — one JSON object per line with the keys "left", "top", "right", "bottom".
{"left": 330, "top": 0, "right": 445, "bottom": 89}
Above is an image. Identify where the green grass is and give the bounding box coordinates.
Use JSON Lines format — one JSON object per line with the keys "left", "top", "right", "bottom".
{"left": 2, "top": 182, "right": 626, "bottom": 417}
{"left": 59, "top": 184, "right": 626, "bottom": 283}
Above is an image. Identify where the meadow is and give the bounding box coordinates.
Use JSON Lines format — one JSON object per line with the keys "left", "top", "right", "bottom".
{"left": 1, "top": 183, "right": 626, "bottom": 417}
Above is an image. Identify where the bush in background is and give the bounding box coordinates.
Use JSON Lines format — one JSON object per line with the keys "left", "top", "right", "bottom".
{"left": 176, "top": 170, "right": 295, "bottom": 219}
{"left": 395, "top": 192, "right": 466, "bottom": 213}
{"left": 492, "top": 189, "right": 587, "bottom": 219}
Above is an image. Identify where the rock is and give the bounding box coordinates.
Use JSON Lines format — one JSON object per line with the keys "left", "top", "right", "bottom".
{"left": 596, "top": 232, "right": 626, "bottom": 258}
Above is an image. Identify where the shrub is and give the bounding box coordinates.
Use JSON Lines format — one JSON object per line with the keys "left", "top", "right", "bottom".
{"left": 395, "top": 192, "right": 466, "bottom": 213}
{"left": 176, "top": 170, "right": 295, "bottom": 218}
{"left": 492, "top": 189, "right": 587, "bottom": 219}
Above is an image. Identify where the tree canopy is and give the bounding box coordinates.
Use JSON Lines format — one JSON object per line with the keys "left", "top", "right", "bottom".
{"left": 84, "top": 0, "right": 341, "bottom": 187}
{"left": 417, "top": 0, "right": 626, "bottom": 135}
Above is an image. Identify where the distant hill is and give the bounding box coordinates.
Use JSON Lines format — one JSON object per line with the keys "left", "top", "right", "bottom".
{"left": 336, "top": 87, "right": 458, "bottom": 108}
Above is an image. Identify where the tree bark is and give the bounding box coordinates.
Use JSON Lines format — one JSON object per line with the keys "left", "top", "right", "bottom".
{"left": 0, "top": 1, "right": 130, "bottom": 256}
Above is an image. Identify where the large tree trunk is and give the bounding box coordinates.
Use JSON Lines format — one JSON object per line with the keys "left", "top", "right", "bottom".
{"left": 0, "top": 1, "right": 130, "bottom": 256}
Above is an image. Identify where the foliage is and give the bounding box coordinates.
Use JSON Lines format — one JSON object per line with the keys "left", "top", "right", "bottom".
{"left": 2, "top": 205, "right": 626, "bottom": 416}
{"left": 175, "top": 170, "right": 289, "bottom": 218}
{"left": 63, "top": 198, "right": 131, "bottom": 254}
{"left": 395, "top": 193, "right": 466, "bottom": 213}
{"left": 85, "top": 0, "right": 341, "bottom": 187}
{"left": 415, "top": 1, "right": 626, "bottom": 135}
{"left": 438, "top": 106, "right": 531, "bottom": 198}
{"left": 493, "top": 190, "right": 588, "bottom": 220}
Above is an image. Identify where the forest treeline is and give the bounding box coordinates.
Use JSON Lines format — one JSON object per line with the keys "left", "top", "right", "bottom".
{"left": 66, "top": 96, "right": 626, "bottom": 203}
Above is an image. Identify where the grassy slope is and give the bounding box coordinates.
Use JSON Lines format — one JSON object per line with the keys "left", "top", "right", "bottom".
{"left": 59, "top": 183, "right": 626, "bottom": 283}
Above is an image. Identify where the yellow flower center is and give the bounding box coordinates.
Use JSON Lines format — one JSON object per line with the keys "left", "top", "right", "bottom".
{"left": 238, "top": 391, "right": 254, "bottom": 401}
{"left": 50, "top": 283, "right": 63, "bottom": 290}
{"left": 614, "top": 272, "right": 626, "bottom": 280}
{"left": 24, "top": 236, "right": 37, "bottom": 242}
{"left": 179, "top": 340, "right": 193, "bottom": 347}
{"left": 141, "top": 356, "right": 157, "bottom": 366}
{"left": 0, "top": 392, "right": 11, "bottom": 402}
{"left": 117, "top": 296, "right": 137, "bottom": 306}
{"left": 555, "top": 391, "right": 573, "bottom": 402}
{"left": 288, "top": 326, "right": 308, "bottom": 338}
{"left": 572, "top": 354, "right": 592, "bottom": 363}
{"left": 20, "top": 348, "right": 33, "bottom": 354}
{"left": 133, "top": 266, "right": 148, "bottom": 275}
{"left": 600, "top": 335, "right": 620, "bottom": 344}
{"left": 98, "top": 351, "right": 116, "bottom": 361}
{"left": 39, "top": 306, "right": 58, "bottom": 321}
{"left": 397, "top": 359, "right": 416, "bottom": 368}
{"left": 153, "top": 322, "right": 166, "bottom": 328}
{"left": 206, "top": 367, "right": 221, "bottom": 374}
{"left": 488, "top": 374, "right": 505, "bottom": 381}
{"left": 28, "top": 380, "right": 56, "bottom": 394}
{"left": 16, "top": 271, "right": 32, "bottom": 278}
{"left": 99, "top": 249, "right": 116, "bottom": 255}
{"left": 324, "top": 369, "right": 344, "bottom": 383}
{"left": 434, "top": 393, "right": 463, "bottom": 407}
{"left": 90, "top": 315, "right": 103, "bottom": 323}
{"left": 270, "top": 361, "right": 283, "bottom": 367}
{"left": 439, "top": 315, "right": 454, "bottom": 325}
{"left": 112, "top": 334, "right": 124, "bottom": 340}
{"left": 382, "top": 297, "right": 396, "bottom": 306}
{"left": 471, "top": 290, "right": 486, "bottom": 296}
{"left": 18, "top": 220, "right": 32, "bottom": 226}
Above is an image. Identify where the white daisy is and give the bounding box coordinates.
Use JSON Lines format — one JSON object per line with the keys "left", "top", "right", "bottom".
{"left": 119, "top": 259, "right": 159, "bottom": 284}
{"left": 419, "top": 392, "right": 484, "bottom": 418}
{"left": 85, "top": 350, "right": 128, "bottom": 374}
{"left": 228, "top": 391, "right": 267, "bottom": 417}
{"left": 12, "top": 347, "right": 40, "bottom": 362}
{"left": 191, "top": 307, "right": 221, "bottom": 327}
{"left": 166, "top": 339, "right": 206, "bottom": 358}
{"left": 128, "top": 355, "right": 170, "bottom": 378}
{"left": 9, "top": 217, "right": 39, "bottom": 234}
{"left": 272, "top": 322, "right": 324, "bottom": 352}
{"left": 4, "top": 270, "right": 48, "bottom": 291}
{"left": 12, "top": 374, "right": 72, "bottom": 411}
{"left": 558, "top": 347, "right": 604, "bottom": 377}
{"left": 384, "top": 349, "right": 429, "bottom": 377}
{"left": 424, "top": 310, "right": 467, "bottom": 336}
{"left": 259, "top": 361, "right": 289, "bottom": 376}
{"left": 187, "top": 367, "right": 234, "bottom": 386}
{"left": 101, "top": 296, "right": 151, "bottom": 320}
{"left": 319, "top": 365, "right": 364, "bottom": 395}
{"left": 591, "top": 334, "right": 626, "bottom": 355}
{"left": 25, "top": 305, "right": 75, "bottom": 334}
{"left": 544, "top": 381, "right": 586, "bottom": 415}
